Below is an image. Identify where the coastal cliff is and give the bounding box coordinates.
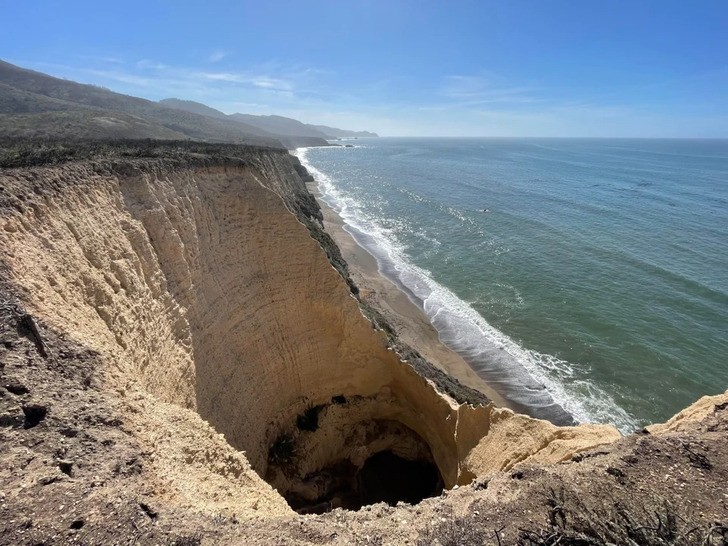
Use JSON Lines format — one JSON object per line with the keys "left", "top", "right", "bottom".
{"left": 0, "top": 141, "right": 725, "bottom": 544}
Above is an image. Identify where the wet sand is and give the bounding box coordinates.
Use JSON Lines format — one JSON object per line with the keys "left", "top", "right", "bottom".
{"left": 308, "top": 181, "right": 507, "bottom": 407}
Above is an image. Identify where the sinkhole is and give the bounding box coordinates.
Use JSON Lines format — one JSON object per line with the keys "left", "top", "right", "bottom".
{"left": 265, "top": 411, "right": 445, "bottom": 514}
{"left": 284, "top": 450, "right": 443, "bottom": 514}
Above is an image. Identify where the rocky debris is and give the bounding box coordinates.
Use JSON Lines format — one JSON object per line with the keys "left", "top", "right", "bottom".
{"left": 21, "top": 403, "right": 47, "bottom": 428}
{"left": 139, "top": 501, "right": 159, "bottom": 520}
{"left": 17, "top": 312, "right": 49, "bottom": 358}
{"left": 290, "top": 155, "right": 315, "bottom": 182}
{"left": 3, "top": 378, "right": 28, "bottom": 395}
{"left": 0, "top": 285, "right": 237, "bottom": 545}
{"left": 58, "top": 459, "right": 73, "bottom": 476}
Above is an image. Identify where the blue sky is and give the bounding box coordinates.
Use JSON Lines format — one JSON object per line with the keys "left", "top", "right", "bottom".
{"left": 3, "top": 1, "right": 728, "bottom": 137}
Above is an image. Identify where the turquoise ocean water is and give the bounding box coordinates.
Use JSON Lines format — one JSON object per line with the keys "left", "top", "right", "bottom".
{"left": 298, "top": 138, "right": 728, "bottom": 432}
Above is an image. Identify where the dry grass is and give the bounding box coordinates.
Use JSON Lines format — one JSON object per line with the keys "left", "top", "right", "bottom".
{"left": 413, "top": 487, "right": 727, "bottom": 546}
{"left": 517, "top": 487, "right": 727, "bottom": 546}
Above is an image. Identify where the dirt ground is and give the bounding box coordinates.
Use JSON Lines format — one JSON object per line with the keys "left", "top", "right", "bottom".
{"left": 2, "top": 288, "right": 727, "bottom": 545}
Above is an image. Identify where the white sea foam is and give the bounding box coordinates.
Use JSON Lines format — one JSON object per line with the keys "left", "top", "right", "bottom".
{"left": 295, "top": 147, "right": 639, "bottom": 433}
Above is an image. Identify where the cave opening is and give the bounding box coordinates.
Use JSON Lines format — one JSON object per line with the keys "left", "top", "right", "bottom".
{"left": 358, "top": 450, "right": 443, "bottom": 507}
{"left": 285, "top": 450, "right": 444, "bottom": 514}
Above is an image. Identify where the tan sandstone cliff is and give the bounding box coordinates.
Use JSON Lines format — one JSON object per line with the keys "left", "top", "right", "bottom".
{"left": 1, "top": 142, "right": 724, "bottom": 545}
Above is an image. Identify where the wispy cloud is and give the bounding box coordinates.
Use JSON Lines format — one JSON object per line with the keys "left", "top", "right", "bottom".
{"left": 194, "top": 72, "right": 294, "bottom": 92}
{"left": 83, "top": 69, "right": 154, "bottom": 88}
{"left": 17, "top": 58, "right": 702, "bottom": 136}
{"left": 23, "top": 57, "right": 333, "bottom": 112}
{"left": 251, "top": 76, "right": 292, "bottom": 91}
{"left": 80, "top": 55, "right": 125, "bottom": 65}
{"left": 208, "top": 50, "right": 227, "bottom": 63}
{"left": 440, "top": 74, "right": 541, "bottom": 106}
{"left": 198, "top": 71, "right": 243, "bottom": 82}
{"left": 136, "top": 59, "right": 169, "bottom": 71}
{"left": 443, "top": 75, "right": 498, "bottom": 99}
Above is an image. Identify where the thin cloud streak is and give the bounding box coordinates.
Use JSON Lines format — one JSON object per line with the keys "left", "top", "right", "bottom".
{"left": 13, "top": 58, "right": 725, "bottom": 137}
{"left": 208, "top": 50, "right": 227, "bottom": 63}
{"left": 27, "top": 58, "right": 308, "bottom": 101}
{"left": 136, "top": 60, "right": 169, "bottom": 71}
{"left": 443, "top": 74, "right": 535, "bottom": 101}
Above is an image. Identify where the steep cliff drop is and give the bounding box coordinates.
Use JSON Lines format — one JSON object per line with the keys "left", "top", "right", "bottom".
{"left": 1, "top": 142, "right": 725, "bottom": 544}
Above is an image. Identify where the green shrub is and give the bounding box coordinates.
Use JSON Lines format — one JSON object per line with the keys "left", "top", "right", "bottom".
{"left": 268, "top": 432, "right": 296, "bottom": 465}
{"left": 296, "top": 403, "right": 325, "bottom": 432}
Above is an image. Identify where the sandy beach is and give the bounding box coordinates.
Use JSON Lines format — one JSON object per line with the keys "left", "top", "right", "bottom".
{"left": 307, "top": 181, "right": 508, "bottom": 408}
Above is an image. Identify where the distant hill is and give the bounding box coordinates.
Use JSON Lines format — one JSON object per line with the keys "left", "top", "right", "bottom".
{"left": 158, "top": 98, "right": 229, "bottom": 120}
{"left": 158, "top": 97, "right": 379, "bottom": 140}
{"left": 0, "top": 110, "right": 189, "bottom": 141}
{"left": 0, "top": 61, "right": 332, "bottom": 148}
{"left": 231, "top": 114, "right": 379, "bottom": 139}
{"left": 229, "top": 113, "right": 330, "bottom": 139}
{"left": 309, "top": 124, "right": 379, "bottom": 138}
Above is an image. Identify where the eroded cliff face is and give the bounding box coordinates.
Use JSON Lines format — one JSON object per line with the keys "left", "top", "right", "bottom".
{"left": 0, "top": 145, "right": 620, "bottom": 520}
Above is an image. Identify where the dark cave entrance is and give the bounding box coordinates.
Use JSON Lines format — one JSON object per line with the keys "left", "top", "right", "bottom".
{"left": 358, "top": 450, "right": 443, "bottom": 507}
{"left": 286, "top": 450, "right": 444, "bottom": 514}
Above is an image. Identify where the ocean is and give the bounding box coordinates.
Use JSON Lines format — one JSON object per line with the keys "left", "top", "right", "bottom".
{"left": 297, "top": 138, "right": 728, "bottom": 432}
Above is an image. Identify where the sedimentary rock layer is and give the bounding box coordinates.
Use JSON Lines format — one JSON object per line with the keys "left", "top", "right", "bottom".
{"left": 0, "top": 144, "right": 620, "bottom": 518}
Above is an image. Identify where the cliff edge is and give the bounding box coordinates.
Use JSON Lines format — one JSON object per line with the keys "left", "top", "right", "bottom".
{"left": 0, "top": 141, "right": 725, "bottom": 545}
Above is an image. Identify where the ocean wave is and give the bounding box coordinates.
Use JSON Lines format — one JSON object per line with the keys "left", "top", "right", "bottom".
{"left": 296, "top": 147, "right": 639, "bottom": 433}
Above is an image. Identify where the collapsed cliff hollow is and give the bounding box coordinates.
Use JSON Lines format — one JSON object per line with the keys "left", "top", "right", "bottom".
{"left": 0, "top": 141, "right": 620, "bottom": 521}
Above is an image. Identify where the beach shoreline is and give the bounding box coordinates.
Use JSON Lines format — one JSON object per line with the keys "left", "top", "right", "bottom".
{"left": 306, "top": 179, "right": 509, "bottom": 408}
